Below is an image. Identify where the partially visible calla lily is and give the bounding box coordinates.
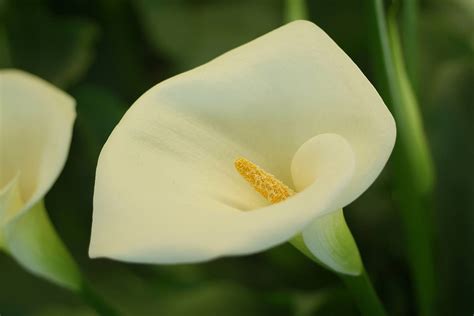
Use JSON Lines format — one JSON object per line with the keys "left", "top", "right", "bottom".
{"left": 0, "top": 69, "right": 80, "bottom": 290}
{"left": 89, "top": 21, "right": 396, "bottom": 272}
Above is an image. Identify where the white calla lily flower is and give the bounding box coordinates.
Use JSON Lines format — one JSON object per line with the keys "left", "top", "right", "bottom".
{"left": 89, "top": 21, "right": 396, "bottom": 269}
{"left": 0, "top": 69, "right": 80, "bottom": 290}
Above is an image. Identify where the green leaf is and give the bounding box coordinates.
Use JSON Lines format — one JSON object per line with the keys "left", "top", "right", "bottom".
{"left": 33, "top": 305, "right": 96, "bottom": 316}
{"left": 134, "top": 0, "right": 281, "bottom": 71}
{"left": 73, "top": 84, "right": 127, "bottom": 163}
{"left": 292, "top": 288, "right": 354, "bottom": 316}
{"left": 4, "top": 1, "right": 98, "bottom": 88}
{"left": 291, "top": 210, "right": 363, "bottom": 276}
{"left": 156, "top": 281, "right": 290, "bottom": 316}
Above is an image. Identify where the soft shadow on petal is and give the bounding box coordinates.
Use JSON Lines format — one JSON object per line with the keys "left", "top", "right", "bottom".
{"left": 0, "top": 69, "right": 76, "bottom": 214}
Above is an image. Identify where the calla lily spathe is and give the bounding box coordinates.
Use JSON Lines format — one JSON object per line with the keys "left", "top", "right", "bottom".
{"left": 89, "top": 21, "right": 396, "bottom": 265}
{"left": 0, "top": 69, "right": 80, "bottom": 290}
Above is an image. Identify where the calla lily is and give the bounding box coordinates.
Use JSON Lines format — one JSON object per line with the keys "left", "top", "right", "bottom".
{"left": 0, "top": 69, "right": 80, "bottom": 290}
{"left": 89, "top": 21, "right": 396, "bottom": 269}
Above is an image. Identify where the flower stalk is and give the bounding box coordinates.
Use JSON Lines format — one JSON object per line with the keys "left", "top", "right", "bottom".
{"left": 365, "top": 0, "right": 436, "bottom": 315}
{"left": 340, "top": 271, "right": 387, "bottom": 316}
{"left": 291, "top": 220, "right": 387, "bottom": 316}
{"left": 401, "top": 0, "right": 419, "bottom": 89}
{"left": 79, "top": 281, "right": 121, "bottom": 316}
{"left": 284, "top": 0, "right": 308, "bottom": 23}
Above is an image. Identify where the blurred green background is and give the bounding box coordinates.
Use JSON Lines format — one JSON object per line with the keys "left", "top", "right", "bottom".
{"left": 0, "top": 0, "right": 472, "bottom": 315}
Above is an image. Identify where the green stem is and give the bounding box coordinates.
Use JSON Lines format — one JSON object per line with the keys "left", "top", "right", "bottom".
{"left": 401, "top": 0, "right": 418, "bottom": 89}
{"left": 291, "top": 236, "right": 387, "bottom": 316}
{"left": 389, "top": 11, "right": 436, "bottom": 315}
{"left": 366, "top": 0, "right": 434, "bottom": 192}
{"left": 387, "top": 9, "right": 434, "bottom": 194}
{"left": 284, "top": 0, "right": 308, "bottom": 23}
{"left": 79, "top": 281, "right": 121, "bottom": 316}
{"left": 0, "top": 25, "right": 12, "bottom": 67}
{"left": 365, "top": 0, "right": 436, "bottom": 315}
{"left": 394, "top": 180, "right": 436, "bottom": 316}
{"left": 340, "top": 270, "right": 387, "bottom": 316}
{"left": 0, "top": 0, "right": 12, "bottom": 67}
{"left": 97, "top": 0, "right": 151, "bottom": 102}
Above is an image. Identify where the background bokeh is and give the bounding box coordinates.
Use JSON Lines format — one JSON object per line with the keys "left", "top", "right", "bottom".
{"left": 0, "top": 0, "right": 472, "bottom": 315}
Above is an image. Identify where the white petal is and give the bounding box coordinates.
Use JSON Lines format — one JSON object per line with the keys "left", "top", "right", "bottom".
{"left": 90, "top": 21, "right": 395, "bottom": 263}
{"left": 0, "top": 69, "right": 76, "bottom": 213}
